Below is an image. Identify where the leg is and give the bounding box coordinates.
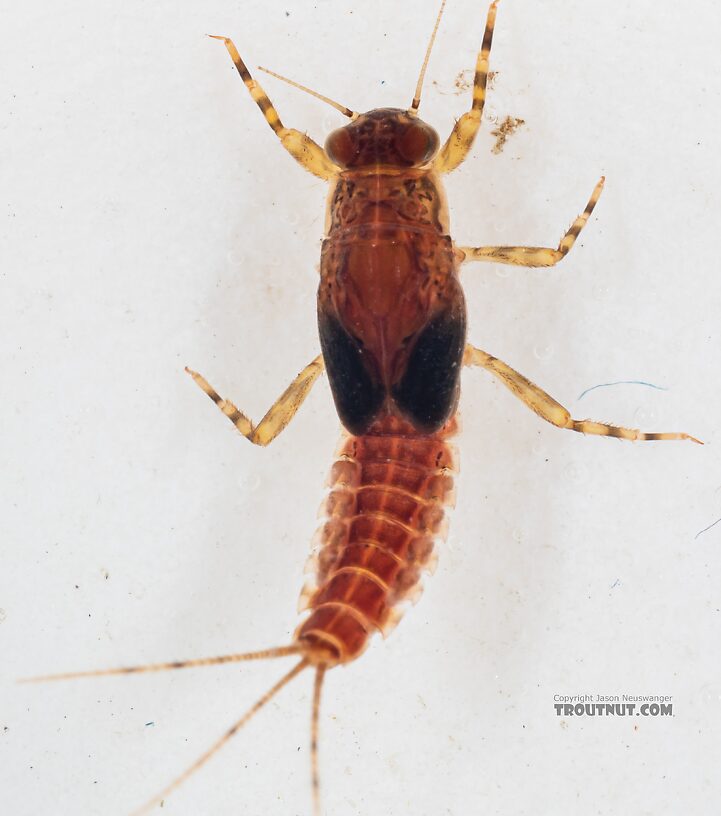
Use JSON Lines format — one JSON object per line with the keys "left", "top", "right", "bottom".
{"left": 209, "top": 36, "right": 338, "bottom": 181}
{"left": 464, "top": 345, "right": 702, "bottom": 443}
{"left": 457, "top": 177, "right": 605, "bottom": 268}
{"left": 186, "top": 355, "right": 324, "bottom": 446}
{"left": 433, "top": 1, "right": 498, "bottom": 174}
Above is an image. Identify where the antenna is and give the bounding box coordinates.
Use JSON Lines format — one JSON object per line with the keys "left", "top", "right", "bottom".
{"left": 410, "top": 0, "right": 448, "bottom": 114}
{"left": 258, "top": 65, "right": 358, "bottom": 119}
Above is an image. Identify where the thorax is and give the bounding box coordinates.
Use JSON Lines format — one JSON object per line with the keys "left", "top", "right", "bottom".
{"left": 324, "top": 167, "right": 450, "bottom": 239}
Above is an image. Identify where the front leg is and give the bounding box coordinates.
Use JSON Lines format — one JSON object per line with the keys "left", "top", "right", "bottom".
{"left": 209, "top": 36, "right": 338, "bottom": 181}
{"left": 457, "top": 177, "right": 605, "bottom": 268}
{"left": 186, "top": 355, "right": 324, "bottom": 446}
{"left": 433, "top": 1, "right": 499, "bottom": 174}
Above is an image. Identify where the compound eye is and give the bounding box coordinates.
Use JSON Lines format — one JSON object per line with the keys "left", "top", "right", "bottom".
{"left": 325, "top": 127, "right": 356, "bottom": 167}
{"left": 397, "top": 123, "right": 439, "bottom": 165}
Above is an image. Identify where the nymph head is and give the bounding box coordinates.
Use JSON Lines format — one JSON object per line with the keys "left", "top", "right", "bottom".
{"left": 254, "top": 2, "right": 449, "bottom": 172}
{"left": 324, "top": 109, "right": 439, "bottom": 169}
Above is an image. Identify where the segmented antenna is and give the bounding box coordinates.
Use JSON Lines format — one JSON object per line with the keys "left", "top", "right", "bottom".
{"left": 410, "top": 0, "right": 448, "bottom": 113}
{"left": 258, "top": 65, "right": 358, "bottom": 119}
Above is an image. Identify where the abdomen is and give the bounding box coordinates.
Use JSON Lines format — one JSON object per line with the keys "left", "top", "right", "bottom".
{"left": 295, "top": 415, "right": 458, "bottom": 665}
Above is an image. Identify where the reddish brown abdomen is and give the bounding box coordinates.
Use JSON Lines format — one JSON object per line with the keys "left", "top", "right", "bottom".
{"left": 295, "top": 415, "right": 457, "bottom": 665}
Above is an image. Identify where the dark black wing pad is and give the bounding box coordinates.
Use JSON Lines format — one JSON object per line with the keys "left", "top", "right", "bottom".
{"left": 391, "top": 305, "right": 466, "bottom": 433}
{"left": 318, "top": 309, "right": 386, "bottom": 436}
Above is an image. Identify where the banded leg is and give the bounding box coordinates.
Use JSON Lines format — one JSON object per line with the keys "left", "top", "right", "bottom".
{"left": 186, "top": 355, "right": 325, "bottom": 446}
{"left": 458, "top": 177, "right": 605, "bottom": 268}
{"left": 464, "top": 345, "right": 702, "bottom": 443}
{"left": 209, "top": 36, "right": 338, "bottom": 181}
{"left": 434, "top": 1, "right": 498, "bottom": 174}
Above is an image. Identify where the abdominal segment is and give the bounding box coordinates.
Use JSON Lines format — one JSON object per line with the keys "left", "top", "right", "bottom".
{"left": 295, "top": 415, "right": 458, "bottom": 664}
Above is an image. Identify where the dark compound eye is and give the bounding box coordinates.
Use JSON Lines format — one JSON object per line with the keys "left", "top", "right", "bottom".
{"left": 397, "top": 123, "right": 439, "bottom": 165}
{"left": 325, "top": 127, "right": 356, "bottom": 167}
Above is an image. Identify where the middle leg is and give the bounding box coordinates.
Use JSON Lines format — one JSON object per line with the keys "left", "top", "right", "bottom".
{"left": 457, "top": 177, "right": 605, "bottom": 268}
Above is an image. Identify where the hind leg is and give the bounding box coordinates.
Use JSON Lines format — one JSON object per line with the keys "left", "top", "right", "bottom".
{"left": 464, "top": 345, "right": 701, "bottom": 443}
{"left": 186, "top": 355, "right": 324, "bottom": 446}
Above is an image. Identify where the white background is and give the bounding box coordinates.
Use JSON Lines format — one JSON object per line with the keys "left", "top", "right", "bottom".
{"left": 2, "top": 0, "right": 720, "bottom": 814}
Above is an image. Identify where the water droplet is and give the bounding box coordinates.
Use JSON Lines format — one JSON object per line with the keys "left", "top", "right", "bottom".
{"left": 0, "top": 608, "right": 6, "bottom": 624}
{"left": 644, "top": 289, "right": 659, "bottom": 304}
{"left": 534, "top": 342, "right": 554, "bottom": 361}
{"left": 699, "top": 682, "right": 721, "bottom": 704}
{"left": 564, "top": 462, "right": 586, "bottom": 483}
{"left": 633, "top": 405, "right": 659, "bottom": 426}
{"left": 238, "top": 472, "right": 262, "bottom": 493}
{"left": 495, "top": 265, "right": 511, "bottom": 278}
{"left": 485, "top": 106, "right": 499, "bottom": 124}
{"left": 531, "top": 440, "right": 546, "bottom": 458}
{"left": 226, "top": 249, "right": 245, "bottom": 266}
{"left": 511, "top": 527, "right": 523, "bottom": 543}
{"left": 592, "top": 284, "right": 611, "bottom": 301}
